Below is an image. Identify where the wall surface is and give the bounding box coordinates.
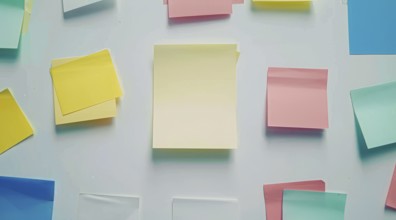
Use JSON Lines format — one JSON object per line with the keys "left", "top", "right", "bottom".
{"left": 0, "top": 0, "right": 396, "bottom": 220}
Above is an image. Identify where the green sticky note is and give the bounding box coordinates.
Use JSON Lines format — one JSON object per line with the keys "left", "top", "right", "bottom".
{"left": 283, "top": 190, "right": 347, "bottom": 220}
{"left": 0, "top": 0, "right": 25, "bottom": 49}
{"left": 350, "top": 82, "right": 396, "bottom": 149}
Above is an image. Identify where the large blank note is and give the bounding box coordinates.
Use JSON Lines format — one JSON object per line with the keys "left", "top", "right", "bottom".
{"left": 267, "top": 67, "right": 328, "bottom": 129}
{"left": 173, "top": 197, "right": 239, "bottom": 220}
{"left": 153, "top": 44, "right": 239, "bottom": 149}
{"left": 0, "top": 0, "right": 25, "bottom": 48}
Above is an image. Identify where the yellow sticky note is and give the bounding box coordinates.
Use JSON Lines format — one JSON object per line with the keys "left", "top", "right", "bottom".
{"left": 52, "top": 58, "right": 117, "bottom": 125}
{"left": 22, "top": 0, "right": 33, "bottom": 34}
{"left": 0, "top": 89, "right": 33, "bottom": 154}
{"left": 50, "top": 49, "right": 123, "bottom": 115}
{"left": 153, "top": 44, "right": 238, "bottom": 149}
{"left": 252, "top": 0, "right": 311, "bottom": 10}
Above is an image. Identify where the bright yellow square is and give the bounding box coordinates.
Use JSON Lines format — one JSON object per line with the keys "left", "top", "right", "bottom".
{"left": 153, "top": 44, "right": 239, "bottom": 149}
{"left": 52, "top": 58, "right": 117, "bottom": 125}
{"left": 50, "top": 49, "right": 122, "bottom": 115}
{"left": 0, "top": 89, "right": 34, "bottom": 154}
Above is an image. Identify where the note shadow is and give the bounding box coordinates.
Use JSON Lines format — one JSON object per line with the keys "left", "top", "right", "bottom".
{"left": 355, "top": 115, "right": 396, "bottom": 159}
{"left": 168, "top": 14, "right": 230, "bottom": 26}
{"left": 55, "top": 118, "right": 114, "bottom": 134}
{"left": 152, "top": 148, "right": 232, "bottom": 163}
{"left": 63, "top": 0, "right": 116, "bottom": 19}
{"left": 265, "top": 126, "right": 324, "bottom": 139}
{"left": 0, "top": 48, "right": 20, "bottom": 63}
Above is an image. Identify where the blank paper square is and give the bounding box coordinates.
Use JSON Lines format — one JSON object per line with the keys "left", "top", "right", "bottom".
{"left": 78, "top": 194, "right": 139, "bottom": 220}
{"left": 267, "top": 67, "right": 328, "bottom": 129}
{"left": 173, "top": 197, "right": 239, "bottom": 220}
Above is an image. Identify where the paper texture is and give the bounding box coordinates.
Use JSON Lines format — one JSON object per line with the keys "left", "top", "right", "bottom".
{"left": 52, "top": 57, "right": 117, "bottom": 125}
{"left": 264, "top": 180, "right": 326, "bottom": 220}
{"left": 63, "top": 0, "right": 104, "bottom": 12}
{"left": 0, "top": 89, "right": 34, "bottom": 154}
{"left": 386, "top": 165, "right": 396, "bottom": 209}
{"left": 78, "top": 194, "right": 140, "bottom": 220}
{"left": 0, "top": 176, "right": 55, "bottom": 220}
{"left": 283, "top": 190, "right": 347, "bottom": 220}
{"left": 348, "top": 0, "right": 396, "bottom": 54}
{"left": 167, "top": 0, "right": 232, "bottom": 18}
{"left": 267, "top": 67, "right": 328, "bottom": 129}
{"left": 0, "top": 0, "right": 25, "bottom": 48}
{"left": 50, "top": 49, "right": 122, "bottom": 115}
{"left": 153, "top": 44, "right": 238, "bottom": 149}
{"left": 173, "top": 197, "right": 239, "bottom": 220}
{"left": 350, "top": 82, "right": 396, "bottom": 149}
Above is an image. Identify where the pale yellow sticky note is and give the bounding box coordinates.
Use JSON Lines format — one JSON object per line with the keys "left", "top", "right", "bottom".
{"left": 0, "top": 89, "right": 33, "bottom": 154}
{"left": 22, "top": 0, "right": 33, "bottom": 34}
{"left": 252, "top": 0, "right": 311, "bottom": 10}
{"left": 50, "top": 49, "right": 123, "bottom": 115}
{"left": 153, "top": 44, "right": 238, "bottom": 149}
{"left": 52, "top": 58, "right": 117, "bottom": 125}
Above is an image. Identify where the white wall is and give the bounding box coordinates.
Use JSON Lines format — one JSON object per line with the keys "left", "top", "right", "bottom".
{"left": 0, "top": 0, "right": 395, "bottom": 219}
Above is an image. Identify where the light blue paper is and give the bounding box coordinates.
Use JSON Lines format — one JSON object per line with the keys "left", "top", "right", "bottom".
{"left": 348, "top": 0, "right": 396, "bottom": 55}
{"left": 0, "top": 176, "right": 55, "bottom": 220}
{"left": 0, "top": 0, "right": 25, "bottom": 49}
{"left": 283, "top": 190, "right": 347, "bottom": 220}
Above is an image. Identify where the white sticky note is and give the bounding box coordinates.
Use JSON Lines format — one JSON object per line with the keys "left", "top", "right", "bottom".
{"left": 173, "top": 197, "right": 239, "bottom": 220}
{"left": 62, "top": 0, "right": 104, "bottom": 12}
{"left": 78, "top": 194, "right": 140, "bottom": 220}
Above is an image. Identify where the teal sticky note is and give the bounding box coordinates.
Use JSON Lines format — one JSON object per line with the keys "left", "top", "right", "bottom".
{"left": 0, "top": 0, "right": 25, "bottom": 49}
{"left": 0, "top": 176, "right": 55, "bottom": 220}
{"left": 283, "top": 190, "right": 347, "bottom": 220}
{"left": 350, "top": 82, "right": 396, "bottom": 149}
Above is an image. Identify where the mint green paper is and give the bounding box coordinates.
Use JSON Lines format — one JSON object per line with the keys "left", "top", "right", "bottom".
{"left": 283, "top": 190, "right": 347, "bottom": 220}
{"left": 350, "top": 82, "right": 396, "bottom": 149}
{"left": 0, "top": 0, "right": 25, "bottom": 49}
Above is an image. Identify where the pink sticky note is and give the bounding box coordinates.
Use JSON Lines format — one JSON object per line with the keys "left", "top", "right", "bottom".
{"left": 386, "top": 165, "right": 396, "bottom": 209}
{"left": 267, "top": 67, "right": 329, "bottom": 129}
{"left": 263, "top": 180, "right": 326, "bottom": 220}
{"left": 167, "top": 0, "right": 233, "bottom": 18}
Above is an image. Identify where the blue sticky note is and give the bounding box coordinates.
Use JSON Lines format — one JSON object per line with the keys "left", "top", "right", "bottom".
{"left": 0, "top": 0, "right": 25, "bottom": 49}
{"left": 348, "top": 0, "right": 396, "bottom": 55}
{"left": 0, "top": 176, "right": 55, "bottom": 220}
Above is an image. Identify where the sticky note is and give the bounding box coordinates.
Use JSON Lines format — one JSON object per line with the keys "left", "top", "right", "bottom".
{"left": 252, "top": 0, "right": 311, "bottom": 10}
{"left": 263, "top": 180, "right": 325, "bottom": 220}
{"left": 22, "top": 0, "right": 33, "bottom": 34}
{"left": 0, "top": 0, "right": 25, "bottom": 49}
{"left": 153, "top": 44, "right": 238, "bottom": 149}
{"left": 0, "top": 176, "right": 55, "bottom": 220}
{"left": 386, "top": 165, "right": 396, "bottom": 209}
{"left": 62, "top": 0, "right": 104, "bottom": 13}
{"left": 267, "top": 67, "right": 328, "bottom": 129}
{"left": 283, "top": 190, "right": 347, "bottom": 220}
{"left": 0, "top": 89, "right": 33, "bottom": 154}
{"left": 348, "top": 0, "right": 396, "bottom": 54}
{"left": 173, "top": 197, "right": 239, "bottom": 220}
{"left": 52, "top": 58, "right": 117, "bottom": 125}
{"left": 78, "top": 194, "right": 140, "bottom": 220}
{"left": 350, "top": 82, "right": 396, "bottom": 149}
{"left": 50, "top": 49, "right": 122, "bottom": 115}
{"left": 167, "top": 0, "right": 233, "bottom": 18}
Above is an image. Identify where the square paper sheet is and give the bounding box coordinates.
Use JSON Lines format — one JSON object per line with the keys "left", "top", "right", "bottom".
{"left": 283, "top": 190, "right": 347, "bottom": 220}
{"left": 350, "top": 82, "right": 396, "bottom": 149}
{"left": 0, "top": 0, "right": 25, "bottom": 48}
{"left": 78, "top": 193, "right": 140, "bottom": 220}
{"left": 62, "top": 0, "right": 104, "bottom": 13}
{"left": 153, "top": 44, "right": 239, "bottom": 149}
{"left": 0, "top": 176, "right": 55, "bottom": 220}
{"left": 173, "top": 197, "right": 239, "bottom": 220}
{"left": 267, "top": 67, "right": 328, "bottom": 129}
{"left": 0, "top": 89, "right": 33, "bottom": 154}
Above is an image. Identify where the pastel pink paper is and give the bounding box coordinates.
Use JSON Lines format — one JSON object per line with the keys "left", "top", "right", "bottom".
{"left": 167, "top": 0, "right": 233, "bottom": 18}
{"left": 386, "top": 165, "right": 396, "bottom": 209}
{"left": 267, "top": 67, "right": 329, "bottom": 129}
{"left": 164, "top": 0, "right": 243, "bottom": 4}
{"left": 263, "top": 180, "right": 325, "bottom": 220}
